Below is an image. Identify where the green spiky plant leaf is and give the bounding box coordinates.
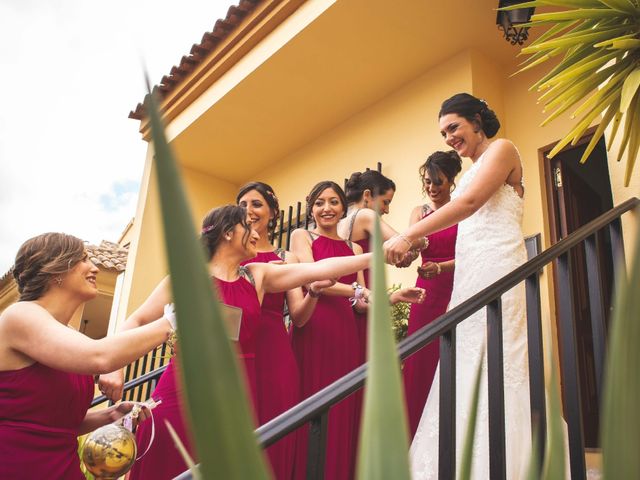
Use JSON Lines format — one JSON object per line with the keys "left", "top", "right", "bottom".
{"left": 458, "top": 351, "right": 484, "bottom": 480}
{"left": 145, "top": 86, "right": 271, "bottom": 479}
{"left": 505, "top": 1, "right": 640, "bottom": 185}
{"left": 601, "top": 220, "right": 640, "bottom": 479}
{"left": 356, "top": 216, "right": 411, "bottom": 480}
{"left": 542, "top": 347, "right": 567, "bottom": 479}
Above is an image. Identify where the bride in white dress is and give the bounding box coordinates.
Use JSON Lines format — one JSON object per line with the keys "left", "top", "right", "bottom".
{"left": 384, "top": 93, "right": 531, "bottom": 479}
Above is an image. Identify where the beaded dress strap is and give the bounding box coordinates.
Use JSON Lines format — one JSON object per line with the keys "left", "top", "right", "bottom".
{"left": 273, "top": 248, "right": 286, "bottom": 261}
{"left": 346, "top": 209, "right": 360, "bottom": 241}
{"left": 307, "top": 230, "right": 319, "bottom": 242}
{"left": 421, "top": 204, "right": 432, "bottom": 218}
{"left": 238, "top": 265, "right": 256, "bottom": 286}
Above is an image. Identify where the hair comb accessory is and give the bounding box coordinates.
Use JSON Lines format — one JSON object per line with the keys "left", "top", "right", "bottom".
{"left": 201, "top": 224, "right": 215, "bottom": 234}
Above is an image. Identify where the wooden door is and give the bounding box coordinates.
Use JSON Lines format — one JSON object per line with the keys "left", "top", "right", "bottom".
{"left": 543, "top": 129, "right": 614, "bottom": 448}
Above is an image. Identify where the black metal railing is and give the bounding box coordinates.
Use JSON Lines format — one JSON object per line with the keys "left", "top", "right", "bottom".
{"left": 91, "top": 345, "right": 170, "bottom": 408}
{"left": 176, "top": 196, "right": 635, "bottom": 480}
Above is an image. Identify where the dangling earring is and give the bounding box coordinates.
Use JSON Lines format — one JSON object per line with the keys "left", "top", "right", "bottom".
{"left": 364, "top": 200, "right": 369, "bottom": 208}
{"left": 55, "top": 276, "right": 62, "bottom": 287}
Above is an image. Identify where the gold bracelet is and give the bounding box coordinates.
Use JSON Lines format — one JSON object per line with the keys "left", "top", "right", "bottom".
{"left": 397, "top": 234, "right": 412, "bottom": 248}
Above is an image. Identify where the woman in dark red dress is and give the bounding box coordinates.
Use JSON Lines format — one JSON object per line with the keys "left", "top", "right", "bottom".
{"left": 237, "top": 182, "right": 332, "bottom": 480}
{"left": 403, "top": 150, "right": 461, "bottom": 439}
{"left": 291, "top": 181, "right": 381, "bottom": 480}
{"left": 338, "top": 170, "right": 426, "bottom": 365}
{"left": 0, "top": 233, "right": 173, "bottom": 479}
{"left": 105, "top": 205, "right": 371, "bottom": 480}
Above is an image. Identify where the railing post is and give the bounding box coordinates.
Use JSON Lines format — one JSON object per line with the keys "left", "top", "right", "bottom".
{"left": 487, "top": 298, "right": 506, "bottom": 480}
{"left": 525, "top": 272, "right": 547, "bottom": 471}
{"left": 286, "top": 205, "right": 294, "bottom": 250}
{"left": 556, "top": 252, "right": 587, "bottom": 479}
{"left": 608, "top": 217, "right": 627, "bottom": 295}
{"left": 439, "top": 328, "right": 456, "bottom": 480}
{"left": 306, "top": 412, "right": 328, "bottom": 480}
{"left": 277, "top": 210, "right": 285, "bottom": 248}
{"left": 584, "top": 234, "right": 606, "bottom": 405}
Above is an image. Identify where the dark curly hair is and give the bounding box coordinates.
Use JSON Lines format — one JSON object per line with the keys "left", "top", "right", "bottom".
{"left": 439, "top": 93, "right": 501, "bottom": 138}
{"left": 419, "top": 150, "right": 463, "bottom": 195}
{"left": 345, "top": 170, "right": 396, "bottom": 204}
{"left": 13, "top": 232, "right": 87, "bottom": 301}
{"left": 236, "top": 181, "right": 280, "bottom": 240}
{"left": 306, "top": 181, "right": 348, "bottom": 221}
{"left": 201, "top": 205, "right": 252, "bottom": 260}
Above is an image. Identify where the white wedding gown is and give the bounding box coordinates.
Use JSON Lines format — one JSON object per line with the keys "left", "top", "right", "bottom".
{"left": 410, "top": 149, "right": 532, "bottom": 479}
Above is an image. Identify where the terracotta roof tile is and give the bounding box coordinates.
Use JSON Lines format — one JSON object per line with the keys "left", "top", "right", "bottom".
{"left": 87, "top": 241, "right": 129, "bottom": 272}
{"left": 0, "top": 240, "right": 129, "bottom": 292}
{"left": 129, "top": 0, "right": 263, "bottom": 120}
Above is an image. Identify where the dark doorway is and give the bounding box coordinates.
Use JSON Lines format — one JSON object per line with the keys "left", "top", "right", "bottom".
{"left": 542, "top": 128, "right": 614, "bottom": 448}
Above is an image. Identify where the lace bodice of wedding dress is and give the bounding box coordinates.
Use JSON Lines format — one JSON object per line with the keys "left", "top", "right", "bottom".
{"left": 410, "top": 147, "right": 531, "bottom": 479}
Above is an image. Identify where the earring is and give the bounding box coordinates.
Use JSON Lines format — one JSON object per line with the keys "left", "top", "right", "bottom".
{"left": 225, "top": 235, "right": 232, "bottom": 241}
{"left": 55, "top": 276, "right": 62, "bottom": 287}
{"left": 364, "top": 200, "right": 369, "bottom": 208}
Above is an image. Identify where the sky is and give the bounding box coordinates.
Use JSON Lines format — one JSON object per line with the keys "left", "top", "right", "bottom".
{"left": 0, "top": 0, "right": 232, "bottom": 274}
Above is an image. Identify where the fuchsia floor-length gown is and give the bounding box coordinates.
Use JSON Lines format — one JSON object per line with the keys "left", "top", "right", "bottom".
{"left": 130, "top": 271, "right": 261, "bottom": 480}
{"left": 0, "top": 362, "right": 94, "bottom": 479}
{"left": 403, "top": 205, "right": 457, "bottom": 439}
{"left": 291, "top": 232, "right": 361, "bottom": 480}
{"left": 242, "top": 249, "right": 300, "bottom": 480}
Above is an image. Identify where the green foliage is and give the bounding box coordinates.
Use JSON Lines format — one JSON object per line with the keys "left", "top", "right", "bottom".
{"left": 601, "top": 221, "right": 640, "bottom": 479}
{"left": 458, "top": 352, "right": 484, "bottom": 480}
{"left": 388, "top": 284, "right": 410, "bottom": 341}
{"left": 356, "top": 217, "right": 411, "bottom": 480}
{"left": 145, "top": 87, "right": 271, "bottom": 479}
{"left": 508, "top": 0, "right": 640, "bottom": 185}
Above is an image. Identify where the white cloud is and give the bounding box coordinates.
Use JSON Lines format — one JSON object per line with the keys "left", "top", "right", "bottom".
{"left": 0, "top": 0, "right": 232, "bottom": 273}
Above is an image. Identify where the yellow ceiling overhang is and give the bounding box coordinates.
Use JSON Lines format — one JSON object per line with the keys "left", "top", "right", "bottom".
{"left": 146, "top": 0, "right": 530, "bottom": 184}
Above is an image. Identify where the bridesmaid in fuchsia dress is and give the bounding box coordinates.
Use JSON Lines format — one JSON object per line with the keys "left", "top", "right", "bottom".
{"left": 0, "top": 233, "right": 172, "bottom": 479}
{"left": 402, "top": 150, "right": 461, "bottom": 439}
{"left": 238, "top": 182, "right": 332, "bottom": 480}
{"left": 338, "top": 170, "right": 426, "bottom": 366}
{"left": 103, "top": 204, "right": 371, "bottom": 480}
{"left": 291, "top": 180, "right": 412, "bottom": 480}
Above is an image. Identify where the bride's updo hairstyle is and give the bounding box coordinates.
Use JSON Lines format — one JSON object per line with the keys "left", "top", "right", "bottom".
{"left": 419, "top": 150, "right": 463, "bottom": 194}
{"left": 13, "top": 232, "right": 86, "bottom": 301}
{"left": 439, "top": 93, "right": 501, "bottom": 138}
{"left": 345, "top": 170, "right": 396, "bottom": 204}
{"left": 201, "top": 205, "right": 252, "bottom": 260}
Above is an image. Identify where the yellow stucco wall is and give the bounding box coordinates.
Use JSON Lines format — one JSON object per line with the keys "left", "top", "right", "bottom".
{"left": 116, "top": 145, "right": 239, "bottom": 324}
{"left": 253, "top": 50, "right": 474, "bottom": 289}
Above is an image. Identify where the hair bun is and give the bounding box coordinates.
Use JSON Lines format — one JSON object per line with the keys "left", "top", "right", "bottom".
{"left": 480, "top": 108, "right": 500, "bottom": 138}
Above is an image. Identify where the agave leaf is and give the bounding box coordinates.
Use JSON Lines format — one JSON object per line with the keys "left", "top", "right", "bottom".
{"left": 531, "top": 9, "right": 622, "bottom": 22}
{"left": 623, "top": 92, "right": 640, "bottom": 186}
{"left": 165, "top": 420, "right": 202, "bottom": 480}
{"left": 541, "top": 76, "right": 594, "bottom": 118}
{"left": 356, "top": 216, "right": 411, "bottom": 480}
{"left": 524, "top": 428, "right": 542, "bottom": 480}
{"left": 608, "top": 39, "right": 640, "bottom": 49}
{"left": 542, "top": 62, "right": 615, "bottom": 111}
{"left": 542, "top": 352, "right": 566, "bottom": 479}
{"left": 620, "top": 67, "right": 640, "bottom": 113}
{"left": 570, "top": 87, "right": 622, "bottom": 145}
{"left": 598, "top": 0, "right": 638, "bottom": 15}
{"left": 594, "top": 32, "right": 638, "bottom": 48}
{"left": 606, "top": 110, "right": 624, "bottom": 150}
{"left": 571, "top": 60, "right": 634, "bottom": 118}
{"left": 616, "top": 90, "right": 639, "bottom": 163}
{"left": 457, "top": 351, "right": 484, "bottom": 480}
{"left": 541, "top": 50, "right": 619, "bottom": 88}
{"left": 601, "top": 214, "right": 640, "bottom": 478}
{"left": 578, "top": 98, "right": 620, "bottom": 163}
{"left": 522, "top": 20, "right": 578, "bottom": 53}
{"left": 522, "top": 25, "right": 631, "bottom": 54}
{"left": 531, "top": 44, "right": 595, "bottom": 91}
{"left": 512, "top": 53, "right": 553, "bottom": 76}
{"left": 145, "top": 88, "right": 271, "bottom": 479}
